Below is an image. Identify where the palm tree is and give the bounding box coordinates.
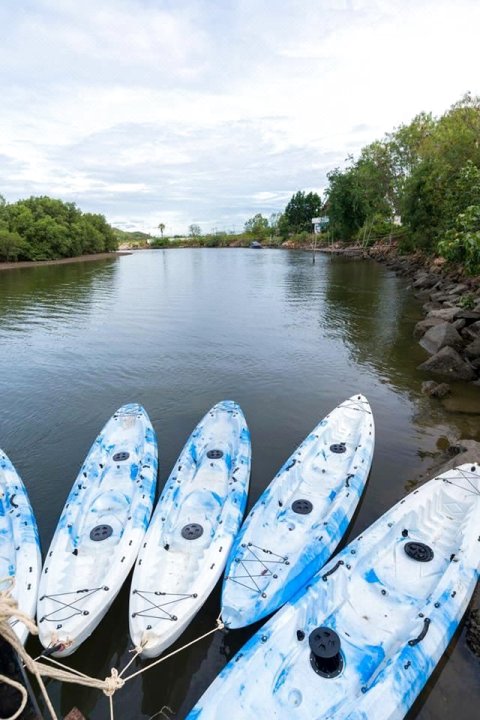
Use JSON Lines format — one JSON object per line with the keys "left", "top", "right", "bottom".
{"left": 158, "top": 223, "right": 165, "bottom": 238}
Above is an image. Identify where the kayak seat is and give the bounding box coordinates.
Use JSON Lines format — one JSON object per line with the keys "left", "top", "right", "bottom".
{"left": 76, "top": 490, "right": 131, "bottom": 547}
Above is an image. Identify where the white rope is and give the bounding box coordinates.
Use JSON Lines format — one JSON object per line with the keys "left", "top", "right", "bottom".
{"left": 0, "top": 672, "right": 28, "bottom": 720}
{"left": 0, "top": 579, "right": 123, "bottom": 719}
{"left": 0, "top": 577, "right": 224, "bottom": 720}
{"left": 124, "top": 615, "right": 224, "bottom": 682}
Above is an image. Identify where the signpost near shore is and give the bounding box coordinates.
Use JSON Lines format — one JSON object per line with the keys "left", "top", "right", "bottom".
{"left": 311, "top": 216, "right": 329, "bottom": 264}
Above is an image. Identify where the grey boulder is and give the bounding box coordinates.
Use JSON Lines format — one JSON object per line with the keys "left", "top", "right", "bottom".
{"left": 427, "top": 307, "right": 461, "bottom": 322}
{"left": 418, "top": 346, "right": 475, "bottom": 380}
{"left": 413, "top": 317, "right": 444, "bottom": 339}
{"left": 419, "top": 322, "right": 463, "bottom": 355}
{"left": 465, "top": 337, "right": 480, "bottom": 360}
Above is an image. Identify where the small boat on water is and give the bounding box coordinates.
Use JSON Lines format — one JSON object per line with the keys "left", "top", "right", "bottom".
{"left": 37, "top": 403, "right": 158, "bottom": 656}
{"left": 129, "top": 400, "right": 251, "bottom": 658}
{"left": 222, "top": 394, "right": 374, "bottom": 628}
{"left": 250, "top": 241, "right": 262, "bottom": 249}
{"left": 0, "top": 450, "right": 41, "bottom": 645}
{"left": 186, "top": 463, "right": 480, "bottom": 720}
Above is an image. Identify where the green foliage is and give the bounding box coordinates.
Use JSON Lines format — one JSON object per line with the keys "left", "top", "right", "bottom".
{"left": 458, "top": 293, "right": 475, "bottom": 310}
{"left": 437, "top": 205, "right": 480, "bottom": 274}
{"left": 326, "top": 168, "right": 367, "bottom": 241}
{"left": 0, "top": 196, "right": 117, "bottom": 262}
{"left": 0, "top": 229, "right": 30, "bottom": 261}
{"left": 282, "top": 191, "right": 322, "bottom": 235}
{"left": 113, "top": 228, "right": 155, "bottom": 247}
{"left": 358, "top": 214, "right": 399, "bottom": 246}
{"left": 322, "top": 93, "right": 480, "bottom": 273}
{"left": 285, "top": 230, "right": 314, "bottom": 246}
{"left": 244, "top": 213, "right": 269, "bottom": 240}
{"left": 151, "top": 236, "right": 170, "bottom": 248}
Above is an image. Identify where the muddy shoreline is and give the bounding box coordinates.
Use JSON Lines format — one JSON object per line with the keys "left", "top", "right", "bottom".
{"left": 0, "top": 251, "right": 131, "bottom": 272}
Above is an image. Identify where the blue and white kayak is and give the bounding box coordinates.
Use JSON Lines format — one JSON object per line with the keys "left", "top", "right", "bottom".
{"left": 221, "top": 395, "right": 374, "bottom": 628}
{"left": 129, "top": 400, "right": 251, "bottom": 658}
{"left": 37, "top": 404, "right": 157, "bottom": 656}
{"left": 0, "top": 450, "right": 41, "bottom": 644}
{"left": 187, "top": 463, "right": 480, "bottom": 720}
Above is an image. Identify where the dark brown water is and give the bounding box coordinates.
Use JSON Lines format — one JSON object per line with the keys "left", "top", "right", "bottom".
{"left": 0, "top": 249, "right": 478, "bottom": 719}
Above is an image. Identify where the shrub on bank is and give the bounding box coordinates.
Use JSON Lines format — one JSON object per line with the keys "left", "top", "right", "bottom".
{"left": 0, "top": 196, "right": 117, "bottom": 262}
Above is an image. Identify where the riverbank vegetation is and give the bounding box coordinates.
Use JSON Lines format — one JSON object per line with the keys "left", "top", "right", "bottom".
{"left": 149, "top": 191, "right": 323, "bottom": 249}
{"left": 0, "top": 196, "right": 117, "bottom": 261}
{"left": 151, "top": 96, "right": 479, "bottom": 273}
{"left": 157, "top": 95, "right": 480, "bottom": 274}
{"left": 2, "top": 96, "right": 478, "bottom": 272}
{"left": 321, "top": 94, "right": 480, "bottom": 273}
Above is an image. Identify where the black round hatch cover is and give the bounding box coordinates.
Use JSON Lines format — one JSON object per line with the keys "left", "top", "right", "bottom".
{"left": 181, "top": 523, "right": 204, "bottom": 540}
{"left": 113, "top": 451, "right": 130, "bottom": 462}
{"left": 207, "top": 449, "right": 224, "bottom": 459}
{"left": 292, "top": 499, "right": 313, "bottom": 515}
{"left": 90, "top": 524, "right": 113, "bottom": 541}
{"left": 404, "top": 541, "right": 434, "bottom": 562}
{"left": 309, "top": 626, "right": 343, "bottom": 678}
{"left": 330, "top": 443, "right": 346, "bottom": 454}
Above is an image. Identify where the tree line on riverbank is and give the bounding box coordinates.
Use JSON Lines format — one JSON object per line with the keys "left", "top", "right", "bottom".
{"left": 0, "top": 195, "right": 117, "bottom": 261}
{"left": 161, "top": 94, "right": 480, "bottom": 273}
{"left": 2, "top": 95, "right": 479, "bottom": 270}
{"left": 324, "top": 93, "right": 480, "bottom": 273}
{"left": 150, "top": 191, "right": 324, "bottom": 250}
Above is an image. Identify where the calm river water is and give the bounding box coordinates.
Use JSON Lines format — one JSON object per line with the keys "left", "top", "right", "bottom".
{"left": 0, "top": 249, "right": 479, "bottom": 719}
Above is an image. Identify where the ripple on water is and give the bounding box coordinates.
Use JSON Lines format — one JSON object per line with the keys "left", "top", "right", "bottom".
{"left": 0, "top": 249, "right": 478, "bottom": 719}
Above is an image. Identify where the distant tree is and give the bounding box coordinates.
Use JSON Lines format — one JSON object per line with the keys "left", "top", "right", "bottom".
{"left": 158, "top": 223, "right": 165, "bottom": 237}
{"left": 282, "top": 191, "right": 322, "bottom": 234}
{"left": 2, "top": 195, "right": 117, "bottom": 261}
{"left": 244, "top": 213, "right": 269, "bottom": 240}
{"left": 269, "top": 212, "right": 282, "bottom": 234}
{"left": 189, "top": 223, "right": 202, "bottom": 237}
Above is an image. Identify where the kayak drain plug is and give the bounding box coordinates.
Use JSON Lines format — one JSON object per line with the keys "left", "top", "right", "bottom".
{"left": 292, "top": 499, "right": 313, "bottom": 514}
{"left": 113, "top": 451, "right": 130, "bottom": 462}
{"left": 181, "top": 523, "right": 204, "bottom": 540}
{"left": 404, "top": 541, "right": 434, "bottom": 562}
{"left": 90, "top": 524, "right": 113, "bottom": 541}
{"left": 309, "top": 627, "right": 343, "bottom": 678}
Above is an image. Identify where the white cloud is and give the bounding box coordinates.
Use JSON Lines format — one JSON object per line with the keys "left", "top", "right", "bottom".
{"left": 0, "top": 0, "right": 479, "bottom": 232}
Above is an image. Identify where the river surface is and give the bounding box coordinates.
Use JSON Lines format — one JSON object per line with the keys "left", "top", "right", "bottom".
{"left": 0, "top": 249, "right": 478, "bottom": 719}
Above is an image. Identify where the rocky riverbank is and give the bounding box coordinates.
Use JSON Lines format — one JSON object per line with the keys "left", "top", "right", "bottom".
{"left": 369, "top": 245, "right": 480, "bottom": 390}
{"left": 319, "top": 243, "right": 480, "bottom": 395}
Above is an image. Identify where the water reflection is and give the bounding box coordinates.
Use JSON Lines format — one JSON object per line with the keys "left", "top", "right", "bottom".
{"left": 0, "top": 259, "right": 118, "bottom": 334}
{"left": 1, "top": 250, "right": 478, "bottom": 719}
{"left": 321, "top": 257, "right": 423, "bottom": 388}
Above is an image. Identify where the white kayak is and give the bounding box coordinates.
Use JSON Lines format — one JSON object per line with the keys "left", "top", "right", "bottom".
{"left": 0, "top": 450, "right": 41, "bottom": 644}
{"left": 187, "top": 463, "right": 480, "bottom": 720}
{"left": 37, "top": 403, "right": 157, "bottom": 656}
{"left": 221, "top": 395, "right": 374, "bottom": 628}
{"left": 129, "top": 400, "right": 251, "bottom": 658}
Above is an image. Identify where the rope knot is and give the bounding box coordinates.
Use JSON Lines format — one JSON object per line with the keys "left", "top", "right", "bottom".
{"left": 103, "top": 668, "right": 125, "bottom": 698}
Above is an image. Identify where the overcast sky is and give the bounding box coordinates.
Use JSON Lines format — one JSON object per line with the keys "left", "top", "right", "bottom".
{"left": 1, "top": 0, "right": 479, "bottom": 235}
